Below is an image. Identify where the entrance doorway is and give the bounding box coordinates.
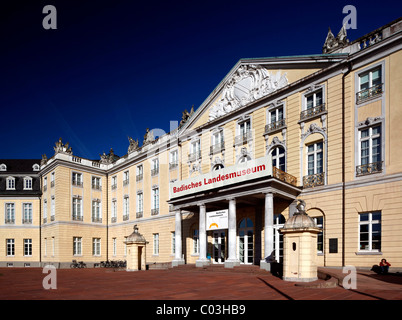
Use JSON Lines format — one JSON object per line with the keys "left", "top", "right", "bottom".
{"left": 238, "top": 218, "right": 253, "bottom": 264}
{"left": 213, "top": 231, "right": 226, "bottom": 264}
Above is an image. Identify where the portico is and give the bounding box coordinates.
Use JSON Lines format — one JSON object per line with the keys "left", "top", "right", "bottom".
{"left": 169, "top": 157, "right": 300, "bottom": 270}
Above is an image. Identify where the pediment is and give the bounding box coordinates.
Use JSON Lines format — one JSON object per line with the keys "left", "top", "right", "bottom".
{"left": 208, "top": 64, "right": 288, "bottom": 121}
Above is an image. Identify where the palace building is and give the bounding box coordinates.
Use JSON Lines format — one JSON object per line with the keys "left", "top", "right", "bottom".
{"left": 1, "top": 18, "right": 402, "bottom": 270}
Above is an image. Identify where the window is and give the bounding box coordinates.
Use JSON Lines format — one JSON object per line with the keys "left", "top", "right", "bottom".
{"left": 112, "top": 238, "right": 117, "bottom": 256}
{"left": 93, "top": 238, "right": 101, "bottom": 256}
{"left": 123, "top": 196, "right": 129, "bottom": 220}
{"left": 357, "top": 67, "right": 382, "bottom": 102}
{"left": 301, "top": 89, "right": 325, "bottom": 120}
{"left": 51, "top": 172, "right": 55, "bottom": 187}
{"left": 193, "top": 229, "right": 199, "bottom": 254}
{"left": 43, "top": 200, "right": 48, "bottom": 222}
{"left": 171, "top": 232, "right": 175, "bottom": 255}
{"left": 136, "top": 165, "right": 143, "bottom": 181}
{"left": 271, "top": 146, "right": 285, "bottom": 171}
{"left": 189, "top": 140, "right": 201, "bottom": 161}
{"left": 43, "top": 177, "right": 47, "bottom": 191}
{"left": 5, "top": 203, "right": 15, "bottom": 224}
{"left": 111, "top": 176, "right": 117, "bottom": 189}
{"left": 313, "top": 217, "right": 324, "bottom": 253}
{"left": 32, "top": 164, "right": 40, "bottom": 171}
{"left": 137, "top": 192, "right": 143, "bottom": 218}
{"left": 73, "top": 237, "right": 82, "bottom": 255}
{"left": 123, "top": 171, "right": 129, "bottom": 185}
{"left": 111, "top": 200, "right": 117, "bottom": 222}
{"left": 72, "top": 172, "right": 83, "bottom": 186}
{"left": 307, "top": 142, "right": 323, "bottom": 176}
{"left": 357, "top": 125, "right": 382, "bottom": 175}
{"left": 151, "top": 187, "right": 159, "bottom": 215}
{"left": 210, "top": 130, "right": 224, "bottom": 154}
{"left": 359, "top": 212, "right": 381, "bottom": 252}
{"left": 24, "top": 177, "right": 32, "bottom": 190}
{"left": 6, "top": 239, "right": 15, "bottom": 256}
{"left": 92, "top": 200, "right": 101, "bottom": 223}
{"left": 72, "top": 198, "right": 82, "bottom": 221}
{"left": 151, "top": 158, "right": 159, "bottom": 176}
{"left": 169, "top": 150, "right": 178, "bottom": 169}
{"left": 153, "top": 233, "right": 159, "bottom": 255}
{"left": 6, "top": 177, "right": 15, "bottom": 190}
{"left": 24, "top": 239, "right": 32, "bottom": 256}
{"left": 23, "top": 203, "right": 32, "bottom": 224}
{"left": 51, "top": 197, "right": 55, "bottom": 220}
{"left": 92, "top": 176, "right": 101, "bottom": 190}
{"left": 0, "top": 164, "right": 6, "bottom": 171}
{"left": 266, "top": 106, "right": 285, "bottom": 133}
{"left": 236, "top": 119, "right": 251, "bottom": 145}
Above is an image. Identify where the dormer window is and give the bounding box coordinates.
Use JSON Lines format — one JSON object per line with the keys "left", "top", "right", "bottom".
{"left": 24, "top": 177, "right": 33, "bottom": 190}
{"left": 6, "top": 177, "right": 15, "bottom": 190}
{"left": 32, "top": 164, "right": 40, "bottom": 171}
{"left": 0, "top": 164, "right": 6, "bottom": 171}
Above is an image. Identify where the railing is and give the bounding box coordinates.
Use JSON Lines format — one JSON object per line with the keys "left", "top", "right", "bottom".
{"left": 123, "top": 214, "right": 129, "bottom": 221}
{"left": 234, "top": 132, "right": 252, "bottom": 145}
{"left": 210, "top": 142, "right": 225, "bottom": 155}
{"left": 188, "top": 150, "right": 201, "bottom": 162}
{"left": 111, "top": 217, "right": 117, "bottom": 223}
{"left": 136, "top": 211, "right": 143, "bottom": 218}
{"left": 123, "top": 179, "right": 129, "bottom": 186}
{"left": 51, "top": 181, "right": 55, "bottom": 188}
{"left": 72, "top": 180, "right": 83, "bottom": 187}
{"left": 151, "top": 168, "right": 159, "bottom": 176}
{"left": 136, "top": 174, "right": 143, "bottom": 182}
{"left": 43, "top": 185, "right": 47, "bottom": 192}
{"left": 5, "top": 219, "right": 15, "bottom": 224}
{"left": 272, "top": 167, "right": 297, "bottom": 186}
{"left": 303, "top": 172, "right": 325, "bottom": 188}
{"left": 92, "top": 217, "right": 102, "bottom": 223}
{"left": 22, "top": 219, "right": 32, "bottom": 224}
{"left": 300, "top": 104, "right": 326, "bottom": 121}
{"left": 72, "top": 215, "right": 83, "bottom": 221}
{"left": 356, "top": 161, "right": 383, "bottom": 176}
{"left": 265, "top": 119, "right": 286, "bottom": 134}
{"left": 50, "top": 215, "right": 55, "bottom": 221}
{"left": 151, "top": 208, "right": 159, "bottom": 216}
{"left": 92, "top": 184, "right": 102, "bottom": 190}
{"left": 169, "top": 162, "right": 178, "bottom": 170}
{"left": 356, "top": 84, "right": 383, "bottom": 103}
{"left": 111, "top": 184, "right": 117, "bottom": 190}
{"left": 43, "top": 217, "right": 47, "bottom": 224}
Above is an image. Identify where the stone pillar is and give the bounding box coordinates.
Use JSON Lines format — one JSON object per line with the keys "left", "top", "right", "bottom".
{"left": 261, "top": 192, "right": 274, "bottom": 271}
{"left": 196, "top": 203, "right": 210, "bottom": 267}
{"left": 225, "top": 198, "right": 240, "bottom": 268}
{"left": 172, "top": 209, "right": 185, "bottom": 267}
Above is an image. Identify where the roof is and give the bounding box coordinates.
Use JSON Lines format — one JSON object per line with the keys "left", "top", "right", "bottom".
{"left": 0, "top": 159, "right": 41, "bottom": 173}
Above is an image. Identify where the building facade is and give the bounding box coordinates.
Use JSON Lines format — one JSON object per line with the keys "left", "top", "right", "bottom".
{"left": 1, "top": 18, "right": 402, "bottom": 269}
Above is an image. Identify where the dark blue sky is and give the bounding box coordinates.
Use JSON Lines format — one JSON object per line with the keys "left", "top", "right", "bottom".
{"left": 1, "top": 0, "right": 400, "bottom": 160}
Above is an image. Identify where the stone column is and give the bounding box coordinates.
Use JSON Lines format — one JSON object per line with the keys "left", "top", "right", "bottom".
{"left": 225, "top": 198, "right": 240, "bottom": 268}
{"left": 196, "top": 203, "right": 210, "bottom": 267}
{"left": 261, "top": 192, "right": 274, "bottom": 271}
{"left": 172, "top": 209, "right": 185, "bottom": 267}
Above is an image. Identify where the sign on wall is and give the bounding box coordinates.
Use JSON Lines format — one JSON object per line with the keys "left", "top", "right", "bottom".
{"left": 169, "top": 156, "right": 272, "bottom": 199}
{"left": 206, "top": 209, "right": 228, "bottom": 230}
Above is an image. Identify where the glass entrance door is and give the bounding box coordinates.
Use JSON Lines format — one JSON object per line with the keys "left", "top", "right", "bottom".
{"left": 238, "top": 218, "right": 253, "bottom": 264}
{"left": 213, "top": 231, "right": 226, "bottom": 264}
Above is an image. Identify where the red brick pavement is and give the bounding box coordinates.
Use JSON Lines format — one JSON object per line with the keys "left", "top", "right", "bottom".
{"left": 0, "top": 265, "right": 401, "bottom": 301}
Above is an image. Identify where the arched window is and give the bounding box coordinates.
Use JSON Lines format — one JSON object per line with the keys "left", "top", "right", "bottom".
{"left": 271, "top": 146, "right": 285, "bottom": 171}
{"left": 212, "top": 163, "right": 224, "bottom": 171}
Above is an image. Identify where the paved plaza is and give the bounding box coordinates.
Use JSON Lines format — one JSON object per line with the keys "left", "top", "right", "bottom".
{"left": 1, "top": 265, "right": 402, "bottom": 301}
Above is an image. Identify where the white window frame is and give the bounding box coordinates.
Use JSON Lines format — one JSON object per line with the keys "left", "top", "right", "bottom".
{"left": 193, "top": 229, "right": 199, "bottom": 254}
{"left": 358, "top": 66, "right": 382, "bottom": 92}
{"left": 92, "top": 176, "right": 101, "bottom": 190}
{"left": 271, "top": 146, "right": 286, "bottom": 171}
{"left": 123, "top": 196, "right": 129, "bottom": 218}
{"left": 111, "top": 200, "right": 117, "bottom": 220}
{"left": 51, "top": 197, "right": 55, "bottom": 219}
{"left": 0, "top": 163, "right": 6, "bottom": 171}
{"left": 92, "top": 200, "right": 101, "bottom": 222}
{"left": 306, "top": 141, "right": 323, "bottom": 176}
{"left": 24, "top": 239, "right": 32, "bottom": 256}
{"left": 72, "top": 197, "right": 82, "bottom": 220}
{"left": 153, "top": 233, "right": 159, "bottom": 255}
{"left": 92, "top": 238, "right": 101, "bottom": 256}
{"left": 5, "top": 203, "right": 15, "bottom": 223}
{"left": 23, "top": 177, "right": 33, "bottom": 190}
{"left": 358, "top": 124, "right": 381, "bottom": 166}
{"left": 137, "top": 192, "right": 143, "bottom": 213}
{"left": 22, "top": 203, "right": 33, "bottom": 224}
{"left": 359, "top": 211, "right": 381, "bottom": 252}
{"left": 305, "top": 89, "right": 323, "bottom": 110}
{"left": 152, "top": 187, "right": 159, "bottom": 211}
{"left": 73, "top": 237, "right": 82, "bottom": 256}
{"left": 112, "top": 238, "right": 117, "bottom": 256}
{"left": 6, "top": 239, "right": 15, "bottom": 256}
{"left": 6, "top": 177, "right": 15, "bottom": 190}
{"left": 268, "top": 105, "right": 284, "bottom": 124}
{"left": 72, "top": 172, "right": 83, "bottom": 186}
{"left": 171, "top": 232, "right": 175, "bottom": 255}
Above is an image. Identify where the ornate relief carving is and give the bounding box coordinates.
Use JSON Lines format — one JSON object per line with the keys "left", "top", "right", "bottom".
{"left": 357, "top": 116, "right": 383, "bottom": 127}
{"left": 209, "top": 65, "right": 288, "bottom": 121}
{"left": 301, "top": 123, "right": 326, "bottom": 140}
